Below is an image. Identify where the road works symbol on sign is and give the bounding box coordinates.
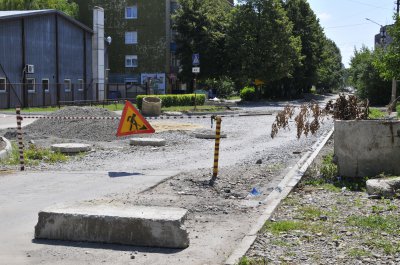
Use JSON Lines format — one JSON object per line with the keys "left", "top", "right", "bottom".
{"left": 116, "top": 101, "right": 155, "bottom": 136}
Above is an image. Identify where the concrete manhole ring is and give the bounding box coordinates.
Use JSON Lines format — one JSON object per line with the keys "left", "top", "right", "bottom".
{"left": 194, "top": 130, "right": 227, "bottom": 139}
{"left": 51, "top": 143, "right": 91, "bottom": 154}
{"left": 129, "top": 138, "right": 166, "bottom": 147}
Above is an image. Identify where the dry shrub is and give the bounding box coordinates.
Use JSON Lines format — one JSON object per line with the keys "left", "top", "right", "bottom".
{"left": 271, "top": 94, "right": 369, "bottom": 139}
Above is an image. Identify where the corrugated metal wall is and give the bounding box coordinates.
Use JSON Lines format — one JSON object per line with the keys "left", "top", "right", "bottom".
{"left": 25, "top": 15, "right": 57, "bottom": 107}
{"left": 0, "top": 19, "right": 23, "bottom": 108}
{"left": 0, "top": 13, "right": 93, "bottom": 109}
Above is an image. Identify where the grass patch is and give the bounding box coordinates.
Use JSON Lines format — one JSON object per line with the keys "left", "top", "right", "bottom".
{"left": 263, "top": 220, "right": 329, "bottom": 235}
{"left": 346, "top": 214, "right": 400, "bottom": 234}
{"left": 264, "top": 220, "right": 307, "bottom": 234}
{"left": 347, "top": 248, "right": 372, "bottom": 258}
{"left": 1, "top": 143, "right": 68, "bottom": 166}
{"left": 297, "top": 206, "right": 328, "bottom": 220}
{"left": 1, "top": 106, "right": 62, "bottom": 113}
{"left": 237, "top": 256, "right": 268, "bottom": 265}
{"left": 302, "top": 152, "right": 370, "bottom": 191}
{"left": 369, "top": 108, "right": 385, "bottom": 119}
{"left": 366, "top": 239, "right": 400, "bottom": 255}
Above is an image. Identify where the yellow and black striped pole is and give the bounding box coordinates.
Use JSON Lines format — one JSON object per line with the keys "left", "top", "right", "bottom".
{"left": 210, "top": 115, "right": 222, "bottom": 186}
{"left": 15, "top": 107, "right": 25, "bottom": 171}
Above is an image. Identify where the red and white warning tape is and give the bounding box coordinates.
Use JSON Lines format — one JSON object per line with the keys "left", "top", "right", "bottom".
{"left": 18, "top": 115, "right": 120, "bottom": 120}
{"left": 16, "top": 112, "right": 272, "bottom": 121}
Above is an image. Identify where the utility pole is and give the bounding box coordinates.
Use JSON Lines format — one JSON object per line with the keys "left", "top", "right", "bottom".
{"left": 391, "top": 0, "right": 400, "bottom": 111}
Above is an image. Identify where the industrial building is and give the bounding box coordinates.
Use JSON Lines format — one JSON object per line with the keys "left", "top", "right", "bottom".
{"left": 0, "top": 10, "right": 93, "bottom": 108}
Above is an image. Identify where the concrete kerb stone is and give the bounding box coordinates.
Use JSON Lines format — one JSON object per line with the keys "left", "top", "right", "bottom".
{"left": 0, "top": 136, "right": 12, "bottom": 160}
{"left": 129, "top": 138, "right": 166, "bottom": 147}
{"left": 34, "top": 204, "right": 190, "bottom": 249}
{"left": 224, "top": 128, "right": 334, "bottom": 265}
{"left": 51, "top": 143, "right": 91, "bottom": 154}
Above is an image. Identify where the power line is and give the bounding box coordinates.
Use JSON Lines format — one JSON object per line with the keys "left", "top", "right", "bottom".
{"left": 346, "top": 0, "right": 392, "bottom": 10}
{"left": 325, "top": 23, "right": 369, "bottom": 29}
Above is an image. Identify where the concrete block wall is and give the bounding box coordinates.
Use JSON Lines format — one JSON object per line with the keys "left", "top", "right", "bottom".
{"left": 334, "top": 120, "right": 400, "bottom": 177}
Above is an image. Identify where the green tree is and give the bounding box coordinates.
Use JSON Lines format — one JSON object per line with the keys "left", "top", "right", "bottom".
{"left": 281, "top": 0, "right": 325, "bottom": 94}
{"left": 349, "top": 46, "right": 391, "bottom": 105}
{"left": 174, "top": 0, "right": 232, "bottom": 86}
{"left": 316, "top": 38, "right": 344, "bottom": 92}
{"left": 0, "top": 0, "right": 78, "bottom": 17}
{"left": 226, "top": 0, "right": 302, "bottom": 95}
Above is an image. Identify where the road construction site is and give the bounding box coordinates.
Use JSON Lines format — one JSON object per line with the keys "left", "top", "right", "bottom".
{"left": 0, "top": 95, "right": 334, "bottom": 265}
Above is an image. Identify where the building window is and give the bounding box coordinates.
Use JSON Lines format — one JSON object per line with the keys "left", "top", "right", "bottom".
{"left": 78, "top": 79, "right": 84, "bottom": 91}
{"left": 125, "top": 55, "right": 138, "bottom": 68}
{"left": 125, "top": 6, "right": 137, "bottom": 19}
{"left": 125, "top": 31, "right": 138, "bottom": 44}
{"left": 64, "top": 79, "right": 71, "bottom": 92}
{"left": 0, "top": 78, "right": 5, "bottom": 92}
{"left": 42, "top": 79, "right": 49, "bottom": 93}
{"left": 27, "top": 78, "right": 35, "bottom": 93}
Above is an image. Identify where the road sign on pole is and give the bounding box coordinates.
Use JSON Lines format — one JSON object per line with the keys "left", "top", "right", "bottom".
{"left": 192, "top": 67, "right": 200, "bottom": 73}
{"left": 192, "top": 54, "right": 200, "bottom": 66}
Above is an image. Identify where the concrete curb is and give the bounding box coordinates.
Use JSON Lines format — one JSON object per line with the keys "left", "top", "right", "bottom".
{"left": 224, "top": 128, "right": 334, "bottom": 265}
{"left": 0, "top": 136, "right": 12, "bottom": 160}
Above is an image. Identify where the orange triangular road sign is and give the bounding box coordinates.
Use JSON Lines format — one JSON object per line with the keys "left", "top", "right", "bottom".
{"left": 116, "top": 101, "right": 155, "bottom": 136}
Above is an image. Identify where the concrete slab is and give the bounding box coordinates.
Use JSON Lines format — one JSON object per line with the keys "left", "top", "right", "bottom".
{"left": 129, "top": 138, "right": 166, "bottom": 146}
{"left": 51, "top": 143, "right": 91, "bottom": 154}
{"left": 34, "top": 204, "right": 189, "bottom": 249}
{"left": 335, "top": 120, "right": 400, "bottom": 177}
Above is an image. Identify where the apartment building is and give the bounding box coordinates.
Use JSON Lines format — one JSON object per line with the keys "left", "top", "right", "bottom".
{"left": 75, "top": 0, "right": 180, "bottom": 95}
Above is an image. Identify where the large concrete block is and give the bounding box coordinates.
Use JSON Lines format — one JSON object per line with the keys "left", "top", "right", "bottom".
{"left": 334, "top": 120, "right": 400, "bottom": 177}
{"left": 34, "top": 204, "right": 189, "bottom": 248}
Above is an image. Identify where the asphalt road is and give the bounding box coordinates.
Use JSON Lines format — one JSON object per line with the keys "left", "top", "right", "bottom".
{"left": 0, "top": 170, "right": 179, "bottom": 265}
{"left": 0, "top": 113, "right": 36, "bottom": 129}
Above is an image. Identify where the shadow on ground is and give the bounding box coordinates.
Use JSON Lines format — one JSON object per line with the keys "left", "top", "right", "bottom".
{"left": 32, "top": 239, "right": 183, "bottom": 254}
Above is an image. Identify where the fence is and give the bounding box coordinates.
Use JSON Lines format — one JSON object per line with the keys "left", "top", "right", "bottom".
{"left": 0, "top": 82, "right": 151, "bottom": 109}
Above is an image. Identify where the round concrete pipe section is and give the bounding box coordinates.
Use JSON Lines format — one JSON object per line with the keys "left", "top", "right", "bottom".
{"left": 0, "top": 136, "right": 12, "bottom": 160}
{"left": 51, "top": 143, "right": 91, "bottom": 154}
{"left": 129, "top": 138, "right": 166, "bottom": 147}
{"left": 195, "top": 130, "right": 227, "bottom": 139}
{"left": 142, "top": 97, "right": 162, "bottom": 116}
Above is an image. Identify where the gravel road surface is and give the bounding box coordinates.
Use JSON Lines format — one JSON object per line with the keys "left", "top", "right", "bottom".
{"left": 0, "top": 94, "right": 336, "bottom": 265}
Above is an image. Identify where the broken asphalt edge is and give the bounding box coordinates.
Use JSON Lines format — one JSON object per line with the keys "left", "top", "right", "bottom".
{"left": 224, "top": 127, "right": 334, "bottom": 265}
